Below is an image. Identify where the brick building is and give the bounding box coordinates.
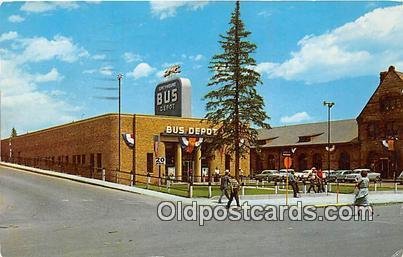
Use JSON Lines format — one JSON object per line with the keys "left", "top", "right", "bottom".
{"left": 1, "top": 114, "right": 249, "bottom": 183}
{"left": 251, "top": 66, "right": 403, "bottom": 179}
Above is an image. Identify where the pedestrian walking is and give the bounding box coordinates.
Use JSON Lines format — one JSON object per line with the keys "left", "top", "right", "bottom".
{"left": 317, "top": 169, "right": 324, "bottom": 193}
{"left": 307, "top": 167, "right": 317, "bottom": 193}
{"left": 289, "top": 170, "right": 299, "bottom": 198}
{"left": 218, "top": 170, "right": 230, "bottom": 203}
{"left": 226, "top": 176, "right": 241, "bottom": 208}
{"left": 354, "top": 169, "right": 374, "bottom": 216}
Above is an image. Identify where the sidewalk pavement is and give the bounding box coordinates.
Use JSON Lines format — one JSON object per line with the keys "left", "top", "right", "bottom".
{"left": 1, "top": 162, "right": 402, "bottom": 207}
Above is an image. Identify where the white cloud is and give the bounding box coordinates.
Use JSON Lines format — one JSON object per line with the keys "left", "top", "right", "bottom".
{"left": 19, "top": 35, "right": 89, "bottom": 63}
{"left": 127, "top": 62, "right": 156, "bottom": 79}
{"left": 8, "top": 15, "right": 25, "bottom": 23}
{"left": 257, "top": 5, "right": 403, "bottom": 84}
{"left": 122, "top": 52, "right": 142, "bottom": 63}
{"left": 150, "top": 1, "right": 209, "bottom": 20}
{"left": 20, "top": 2, "right": 79, "bottom": 13}
{"left": 0, "top": 34, "right": 88, "bottom": 137}
{"left": 92, "top": 54, "right": 106, "bottom": 60}
{"left": 33, "top": 68, "right": 63, "bottom": 83}
{"left": 83, "top": 69, "right": 97, "bottom": 74}
{"left": 0, "top": 31, "right": 18, "bottom": 42}
{"left": 280, "top": 112, "right": 312, "bottom": 124}
{"left": 99, "top": 66, "right": 114, "bottom": 76}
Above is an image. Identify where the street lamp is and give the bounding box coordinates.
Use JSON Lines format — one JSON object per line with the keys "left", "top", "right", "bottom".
{"left": 323, "top": 101, "right": 335, "bottom": 201}
{"left": 117, "top": 74, "right": 123, "bottom": 174}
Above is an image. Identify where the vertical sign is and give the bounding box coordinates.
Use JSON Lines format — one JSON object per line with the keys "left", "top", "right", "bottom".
{"left": 154, "top": 78, "right": 191, "bottom": 117}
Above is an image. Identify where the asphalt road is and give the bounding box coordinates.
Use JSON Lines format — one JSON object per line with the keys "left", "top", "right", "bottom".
{"left": 0, "top": 166, "right": 402, "bottom": 257}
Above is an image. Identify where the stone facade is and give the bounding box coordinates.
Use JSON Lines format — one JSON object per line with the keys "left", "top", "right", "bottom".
{"left": 357, "top": 66, "right": 403, "bottom": 178}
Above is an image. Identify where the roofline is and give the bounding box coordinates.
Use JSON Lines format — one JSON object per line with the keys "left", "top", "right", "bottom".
{"left": 2, "top": 113, "right": 207, "bottom": 141}
{"left": 257, "top": 118, "right": 356, "bottom": 132}
{"left": 357, "top": 65, "right": 402, "bottom": 121}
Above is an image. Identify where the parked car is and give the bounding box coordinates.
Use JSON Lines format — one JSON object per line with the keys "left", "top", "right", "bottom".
{"left": 328, "top": 170, "right": 347, "bottom": 182}
{"left": 397, "top": 171, "right": 403, "bottom": 185}
{"left": 345, "top": 169, "right": 381, "bottom": 182}
{"left": 278, "top": 169, "right": 294, "bottom": 180}
{"left": 254, "top": 170, "right": 278, "bottom": 182}
{"left": 295, "top": 170, "right": 311, "bottom": 180}
{"left": 321, "top": 170, "right": 335, "bottom": 179}
{"left": 335, "top": 170, "right": 354, "bottom": 182}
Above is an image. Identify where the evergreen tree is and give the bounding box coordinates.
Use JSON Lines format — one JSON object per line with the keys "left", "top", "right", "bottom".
{"left": 11, "top": 127, "right": 17, "bottom": 137}
{"left": 204, "top": 1, "right": 270, "bottom": 179}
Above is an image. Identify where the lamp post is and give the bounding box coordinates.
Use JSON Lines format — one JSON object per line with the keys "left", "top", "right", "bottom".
{"left": 323, "top": 101, "right": 335, "bottom": 201}
{"left": 117, "top": 74, "right": 123, "bottom": 174}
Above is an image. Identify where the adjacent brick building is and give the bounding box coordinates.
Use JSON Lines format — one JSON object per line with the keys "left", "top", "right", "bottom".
{"left": 251, "top": 66, "right": 403, "bottom": 179}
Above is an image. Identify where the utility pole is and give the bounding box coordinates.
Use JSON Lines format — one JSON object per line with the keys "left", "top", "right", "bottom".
{"left": 323, "top": 101, "right": 335, "bottom": 201}
{"left": 117, "top": 74, "right": 123, "bottom": 174}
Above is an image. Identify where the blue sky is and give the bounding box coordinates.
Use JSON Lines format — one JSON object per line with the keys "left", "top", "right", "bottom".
{"left": 0, "top": 1, "right": 403, "bottom": 137}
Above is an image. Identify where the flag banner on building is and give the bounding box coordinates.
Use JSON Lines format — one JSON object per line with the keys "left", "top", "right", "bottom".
{"left": 180, "top": 137, "right": 203, "bottom": 153}
{"left": 325, "top": 145, "right": 336, "bottom": 152}
{"left": 122, "top": 133, "right": 134, "bottom": 148}
{"left": 382, "top": 139, "right": 396, "bottom": 151}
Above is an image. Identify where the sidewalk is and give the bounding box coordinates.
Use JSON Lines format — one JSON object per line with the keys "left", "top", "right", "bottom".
{"left": 1, "top": 162, "right": 402, "bottom": 207}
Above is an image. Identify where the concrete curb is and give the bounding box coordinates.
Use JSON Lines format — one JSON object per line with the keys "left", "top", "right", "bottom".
{"left": 0, "top": 162, "right": 191, "bottom": 203}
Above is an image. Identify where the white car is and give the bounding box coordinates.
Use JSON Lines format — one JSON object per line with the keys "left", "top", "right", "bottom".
{"left": 345, "top": 169, "right": 381, "bottom": 182}
{"left": 295, "top": 170, "right": 311, "bottom": 180}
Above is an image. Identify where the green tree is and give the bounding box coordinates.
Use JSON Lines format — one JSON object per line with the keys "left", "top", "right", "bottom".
{"left": 204, "top": 1, "right": 270, "bottom": 179}
{"left": 11, "top": 127, "right": 17, "bottom": 137}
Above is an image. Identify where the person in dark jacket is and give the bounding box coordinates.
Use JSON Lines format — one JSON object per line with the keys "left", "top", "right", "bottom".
{"left": 226, "top": 176, "right": 241, "bottom": 208}
{"left": 218, "top": 170, "right": 230, "bottom": 203}
{"left": 289, "top": 170, "right": 299, "bottom": 198}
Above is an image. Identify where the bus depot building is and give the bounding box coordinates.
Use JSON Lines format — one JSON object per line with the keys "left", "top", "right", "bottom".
{"left": 1, "top": 113, "right": 250, "bottom": 184}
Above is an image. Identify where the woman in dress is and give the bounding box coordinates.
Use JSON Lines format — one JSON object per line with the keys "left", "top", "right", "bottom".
{"left": 354, "top": 169, "right": 373, "bottom": 216}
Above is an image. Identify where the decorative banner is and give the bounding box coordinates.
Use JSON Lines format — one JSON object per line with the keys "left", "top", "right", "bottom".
{"left": 382, "top": 139, "right": 396, "bottom": 151}
{"left": 180, "top": 137, "right": 203, "bottom": 153}
{"left": 153, "top": 135, "right": 160, "bottom": 156}
{"left": 122, "top": 133, "right": 134, "bottom": 148}
{"left": 325, "top": 145, "right": 336, "bottom": 152}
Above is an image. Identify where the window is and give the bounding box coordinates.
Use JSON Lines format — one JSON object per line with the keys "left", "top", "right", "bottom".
{"left": 367, "top": 123, "right": 378, "bottom": 139}
{"left": 65, "top": 156, "right": 69, "bottom": 163}
{"left": 82, "top": 154, "right": 86, "bottom": 165}
{"left": 298, "top": 136, "right": 311, "bottom": 143}
{"left": 147, "top": 153, "right": 154, "bottom": 173}
{"left": 380, "top": 96, "right": 401, "bottom": 112}
{"left": 77, "top": 155, "right": 81, "bottom": 164}
{"left": 225, "top": 154, "right": 231, "bottom": 171}
{"left": 96, "top": 153, "right": 102, "bottom": 168}
{"left": 339, "top": 152, "right": 350, "bottom": 169}
{"left": 386, "top": 123, "right": 398, "bottom": 138}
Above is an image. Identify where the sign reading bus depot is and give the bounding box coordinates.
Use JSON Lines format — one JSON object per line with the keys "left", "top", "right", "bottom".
{"left": 165, "top": 126, "right": 218, "bottom": 136}
{"left": 155, "top": 78, "right": 191, "bottom": 117}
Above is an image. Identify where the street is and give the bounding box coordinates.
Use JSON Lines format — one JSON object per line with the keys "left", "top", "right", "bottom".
{"left": 0, "top": 166, "right": 402, "bottom": 257}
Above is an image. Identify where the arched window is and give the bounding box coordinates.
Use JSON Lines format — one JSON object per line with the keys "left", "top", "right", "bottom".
{"left": 267, "top": 154, "right": 276, "bottom": 170}
{"left": 339, "top": 152, "right": 350, "bottom": 169}
{"left": 298, "top": 153, "right": 308, "bottom": 171}
{"left": 312, "top": 153, "right": 322, "bottom": 169}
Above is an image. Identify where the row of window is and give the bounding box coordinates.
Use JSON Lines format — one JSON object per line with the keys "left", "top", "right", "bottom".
{"left": 43, "top": 153, "right": 103, "bottom": 167}
{"left": 367, "top": 122, "right": 400, "bottom": 139}
{"left": 379, "top": 96, "right": 402, "bottom": 113}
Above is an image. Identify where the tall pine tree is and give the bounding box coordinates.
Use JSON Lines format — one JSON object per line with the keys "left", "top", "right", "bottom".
{"left": 204, "top": 1, "right": 270, "bottom": 179}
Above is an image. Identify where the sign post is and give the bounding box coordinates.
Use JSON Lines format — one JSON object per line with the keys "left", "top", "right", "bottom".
{"left": 283, "top": 153, "right": 292, "bottom": 206}
{"left": 156, "top": 157, "right": 166, "bottom": 189}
